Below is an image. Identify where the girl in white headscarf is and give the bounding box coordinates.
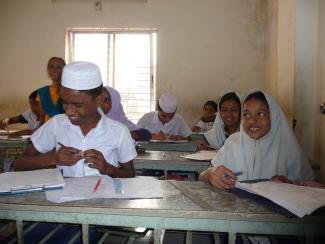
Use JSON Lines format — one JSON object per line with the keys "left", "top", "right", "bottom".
{"left": 201, "top": 91, "right": 241, "bottom": 150}
{"left": 101, "top": 86, "right": 151, "bottom": 141}
{"left": 199, "top": 90, "right": 314, "bottom": 189}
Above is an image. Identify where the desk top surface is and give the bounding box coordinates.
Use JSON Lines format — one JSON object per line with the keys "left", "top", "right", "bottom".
{"left": 0, "top": 180, "right": 323, "bottom": 223}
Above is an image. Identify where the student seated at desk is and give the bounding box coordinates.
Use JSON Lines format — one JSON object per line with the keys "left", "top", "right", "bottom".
{"left": 101, "top": 86, "right": 151, "bottom": 141}
{"left": 0, "top": 90, "right": 40, "bottom": 137}
{"left": 13, "top": 62, "right": 136, "bottom": 178}
{"left": 199, "top": 91, "right": 241, "bottom": 150}
{"left": 199, "top": 90, "right": 314, "bottom": 189}
{"left": 137, "top": 93, "right": 192, "bottom": 141}
{"left": 191, "top": 100, "right": 218, "bottom": 133}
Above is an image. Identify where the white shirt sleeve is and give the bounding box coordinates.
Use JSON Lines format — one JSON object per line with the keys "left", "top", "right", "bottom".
{"left": 117, "top": 126, "right": 137, "bottom": 163}
{"left": 31, "top": 118, "right": 57, "bottom": 153}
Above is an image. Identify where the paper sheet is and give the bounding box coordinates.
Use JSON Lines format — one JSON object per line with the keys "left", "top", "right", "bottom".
{"left": 235, "top": 181, "right": 325, "bottom": 218}
{"left": 46, "top": 176, "right": 164, "bottom": 203}
{"left": 180, "top": 150, "right": 217, "bottom": 161}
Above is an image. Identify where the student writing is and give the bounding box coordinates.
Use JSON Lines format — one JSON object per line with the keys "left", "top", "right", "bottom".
{"left": 13, "top": 62, "right": 136, "bottom": 178}
{"left": 0, "top": 90, "right": 40, "bottom": 137}
{"left": 199, "top": 90, "right": 314, "bottom": 189}
{"left": 137, "top": 93, "right": 192, "bottom": 141}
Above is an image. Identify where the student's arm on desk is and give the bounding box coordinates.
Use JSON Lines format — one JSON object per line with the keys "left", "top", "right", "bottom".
{"left": 13, "top": 144, "right": 83, "bottom": 171}
{"left": 199, "top": 165, "right": 237, "bottom": 189}
{"left": 84, "top": 149, "right": 135, "bottom": 178}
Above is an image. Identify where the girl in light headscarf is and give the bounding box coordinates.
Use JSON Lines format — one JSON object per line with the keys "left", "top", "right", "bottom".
{"left": 199, "top": 90, "right": 314, "bottom": 189}
{"left": 101, "top": 86, "right": 151, "bottom": 141}
{"left": 201, "top": 91, "right": 241, "bottom": 150}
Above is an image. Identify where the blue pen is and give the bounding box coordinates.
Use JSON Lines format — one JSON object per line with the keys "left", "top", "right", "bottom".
{"left": 223, "top": 171, "right": 243, "bottom": 178}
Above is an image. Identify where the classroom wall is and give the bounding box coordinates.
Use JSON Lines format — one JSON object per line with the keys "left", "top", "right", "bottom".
{"left": 317, "top": 0, "right": 325, "bottom": 182}
{"left": 294, "top": 0, "right": 318, "bottom": 162}
{"left": 0, "top": 0, "right": 265, "bottom": 128}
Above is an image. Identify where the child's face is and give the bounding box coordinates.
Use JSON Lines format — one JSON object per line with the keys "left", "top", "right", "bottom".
{"left": 203, "top": 105, "right": 216, "bottom": 116}
{"left": 29, "top": 99, "right": 40, "bottom": 117}
{"left": 243, "top": 98, "right": 271, "bottom": 140}
{"left": 219, "top": 99, "right": 241, "bottom": 128}
{"left": 47, "top": 58, "right": 65, "bottom": 84}
{"left": 100, "top": 90, "right": 112, "bottom": 114}
{"left": 158, "top": 111, "right": 175, "bottom": 124}
{"left": 61, "top": 87, "right": 101, "bottom": 126}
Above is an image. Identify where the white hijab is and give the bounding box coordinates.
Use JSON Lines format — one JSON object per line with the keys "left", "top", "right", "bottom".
{"left": 204, "top": 91, "right": 241, "bottom": 149}
{"left": 211, "top": 90, "right": 314, "bottom": 182}
{"left": 104, "top": 86, "right": 138, "bottom": 131}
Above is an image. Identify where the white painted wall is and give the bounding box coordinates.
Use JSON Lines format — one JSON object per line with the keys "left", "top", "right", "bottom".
{"left": 316, "top": 0, "right": 325, "bottom": 182}
{"left": 0, "top": 0, "right": 265, "bottom": 128}
{"left": 294, "top": 0, "right": 318, "bottom": 162}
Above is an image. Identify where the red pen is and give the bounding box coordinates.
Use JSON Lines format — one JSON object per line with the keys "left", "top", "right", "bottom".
{"left": 93, "top": 178, "right": 102, "bottom": 192}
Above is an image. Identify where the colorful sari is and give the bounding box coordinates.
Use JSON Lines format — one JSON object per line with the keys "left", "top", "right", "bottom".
{"left": 38, "top": 85, "right": 64, "bottom": 122}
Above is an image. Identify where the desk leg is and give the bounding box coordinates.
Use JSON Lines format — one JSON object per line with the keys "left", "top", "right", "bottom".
{"left": 16, "top": 220, "right": 23, "bottom": 244}
{"left": 186, "top": 231, "right": 192, "bottom": 244}
{"left": 82, "top": 223, "right": 89, "bottom": 244}
{"left": 154, "top": 229, "right": 165, "bottom": 244}
{"left": 164, "top": 170, "right": 168, "bottom": 180}
{"left": 228, "top": 232, "right": 236, "bottom": 244}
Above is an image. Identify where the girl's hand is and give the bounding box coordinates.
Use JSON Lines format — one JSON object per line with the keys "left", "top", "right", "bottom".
{"left": 83, "top": 149, "right": 114, "bottom": 175}
{"left": 55, "top": 146, "right": 83, "bottom": 166}
{"left": 271, "top": 175, "right": 292, "bottom": 184}
{"left": 207, "top": 165, "right": 237, "bottom": 189}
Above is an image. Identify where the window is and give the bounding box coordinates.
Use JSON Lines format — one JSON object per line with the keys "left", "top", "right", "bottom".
{"left": 66, "top": 28, "right": 157, "bottom": 123}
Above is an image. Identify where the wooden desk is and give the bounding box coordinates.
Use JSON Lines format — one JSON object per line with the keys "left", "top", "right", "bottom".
{"left": 0, "top": 180, "right": 324, "bottom": 244}
{"left": 134, "top": 151, "right": 210, "bottom": 179}
{"left": 137, "top": 141, "right": 198, "bottom": 152}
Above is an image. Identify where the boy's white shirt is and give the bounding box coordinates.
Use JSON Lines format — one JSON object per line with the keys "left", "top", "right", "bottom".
{"left": 211, "top": 91, "right": 315, "bottom": 182}
{"left": 137, "top": 111, "right": 192, "bottom": 138}
{"left": 31, "top": 113, "right": 137, "bottom": 177}
{"left": 21, "top": 109, "right": 39, "bottom": 130}
{"left": 195, "top": 120, "right": 214, "bottom": 133}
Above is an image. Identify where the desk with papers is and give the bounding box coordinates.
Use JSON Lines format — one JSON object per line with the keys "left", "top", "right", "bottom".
{"left": 134, "top": 151, "right": 211, "bottom": 179}
{"left": 0, "top": 180, "right": 324, "bottom": 244}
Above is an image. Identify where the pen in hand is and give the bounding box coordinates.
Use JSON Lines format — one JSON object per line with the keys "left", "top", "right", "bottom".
{"left": 223, "top": 171, "right": 243, "bottom": 178}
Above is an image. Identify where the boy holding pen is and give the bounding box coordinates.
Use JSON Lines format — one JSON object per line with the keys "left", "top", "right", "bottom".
{"left": 13, "top": 62, "right": 136, "bottom": 178}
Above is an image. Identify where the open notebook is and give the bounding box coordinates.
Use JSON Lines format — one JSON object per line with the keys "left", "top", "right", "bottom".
{"left": 0, "top": 168, "right": 65, "bottom": 194}
{"left": 235, "top": 181, "right": 325, "bottom": 218}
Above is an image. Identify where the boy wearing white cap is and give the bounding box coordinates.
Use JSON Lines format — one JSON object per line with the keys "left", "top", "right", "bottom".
{"left": 13, "top": 62, "right": 136, "bottom": 178}
{"left": 137, "top": 93, "right": 192, "bottom": 140}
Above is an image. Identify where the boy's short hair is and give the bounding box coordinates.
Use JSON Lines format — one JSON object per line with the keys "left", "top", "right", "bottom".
{"left": 47, "top": 57, "right": 66, "bottom": 67}
{"left": 29, "top": 90, "right": 38, "bottom": 101}
{"left": 80, "top": 85, "right": 104, "bottom": 100}
{"left": 204, "top": 100, "right": 218, "bottom": 112}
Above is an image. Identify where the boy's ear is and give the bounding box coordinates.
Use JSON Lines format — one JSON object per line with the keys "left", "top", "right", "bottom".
{"left": 95, "top": 93, "right": 105, "bottom": 107}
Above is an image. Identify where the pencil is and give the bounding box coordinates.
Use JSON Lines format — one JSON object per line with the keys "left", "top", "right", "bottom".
{"left": 93, "top": 178, "right": 102, "bottom": 192}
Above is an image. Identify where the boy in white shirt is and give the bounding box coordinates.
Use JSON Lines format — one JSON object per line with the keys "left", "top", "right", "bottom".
{"left": 13, "top": 62, "right": 136, "bottom": 178}
{"left": 0, "top": 90, "right": 40, "bottom": 137}
{"left": 137, "top": 93, "right": 191, "bottom": 140}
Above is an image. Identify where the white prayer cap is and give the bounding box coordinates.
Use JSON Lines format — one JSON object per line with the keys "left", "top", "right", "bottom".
{"left": 159, "top": 93, "right": 177, "bottom": 113}
{"left": 62, "top": 61, "right": 102, "bottom": 90}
